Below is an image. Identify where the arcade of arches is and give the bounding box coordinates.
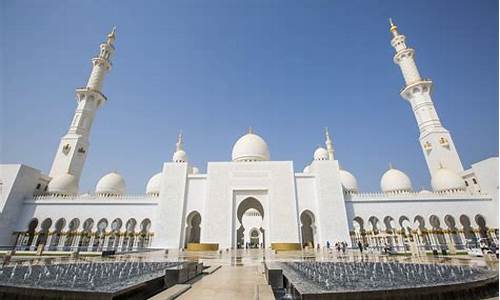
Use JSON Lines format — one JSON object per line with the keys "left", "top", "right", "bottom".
{"left": 15, "top": 217, "right": 153, "bottom": 252}
{"left": 350, "top": 214, "right": 498, "bottom": 251}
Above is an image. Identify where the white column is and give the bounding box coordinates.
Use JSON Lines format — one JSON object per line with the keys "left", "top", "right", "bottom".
{"left": 44, "top": 233, "right": 54, "bottom": 251}
{"left": 103, "top": 235, "right": 110, "bottom": 251}
{"left": 118, "top": 234, "right": 125, "bottom": 251}
{"left": 30, "top": 233, "right": 40, "bottom": 251}
{"left": 87, "top": 234, "right": 96, "bottom": 252}
{"left": 57, "top": 234, "right": 66, "bottom": 251}
{"left": 132, "top": 234, "right": 139, "bottom": 250}
{"left": 147, "top": 234, "right": 153, "bottom": 248}
{"left": 72, "top": 234, "right": 81, "bottom": 251}
{"left": 15, "top": 233, "right": 24, "bottom": 250}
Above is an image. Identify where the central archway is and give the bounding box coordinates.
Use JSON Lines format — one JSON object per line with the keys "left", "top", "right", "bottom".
{"left": 300, "top": 210, "right": 316, "bottom": 248}
{"left": 184, "top": 211, "right": 201, "bottom": 248}
{"left": 235, "top": 197, "right": 265, "bottom": 249}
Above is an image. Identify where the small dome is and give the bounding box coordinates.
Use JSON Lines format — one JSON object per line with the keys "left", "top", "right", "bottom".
{"left": 96, "top": 172, "right": 126, "bottom": 196}
{"left": 232, "top": 131, "right": 270, "bottom": 162}
{"left": 146, "top": 172, "right": 162, "bottom": 195}
{"left": 173, "top": 149, "right": 188, "bottom": 163}
{"left": 48, "top": 173, "right": 78, "bottom": 195}
{"left": 380, "top": 167, "right": 412, "bottom": 193}
{"left": 190, "top": 167, "right": 200, "bottom": 174}
{"left": 431, "top": 167, "right": 466, "bottom": 193}
{"left": 303, "top": 165, "right": 311, "bottom": 173}
{"left": 313, "top": 147, "right": 329, "bottom": 161}
{"left": 340, "top": 169, "right": 358, "bottom": 193}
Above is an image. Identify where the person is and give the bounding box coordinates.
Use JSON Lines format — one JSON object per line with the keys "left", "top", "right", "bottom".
{"left": 326, "top": 241, "right": 330, "bottom": 249}
{"left": 490, "top": 242, "right": 497, "bottom": 256}
{"left": 341, "top": 242, "right": 346, "bottom": 254}
{"left": 358, "top": 241, "right": 363, "bottom": 253}
{"left": 336, "top": 242, "right": 341, "bottom": 254}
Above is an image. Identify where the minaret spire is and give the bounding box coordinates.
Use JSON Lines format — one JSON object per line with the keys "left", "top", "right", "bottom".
{"left": 172, "top": 131, "right": 188, "bottom": 163}
{"left": 389, "top": 18, "right": 399, "bottom": 37}
{"left": 389, "top": 21, "right": 463, "bottom": 176}
{"left": 107, "top": 26, "right": 116, "bottom": 45}
{"left": 49, "top": 28, "right": 116, "bottom": 183}
{"left": 176, "top": 131, "right": 184, "bottom": 151}
{"left": 324, "top": 127, "right": 334, "bottom": 160}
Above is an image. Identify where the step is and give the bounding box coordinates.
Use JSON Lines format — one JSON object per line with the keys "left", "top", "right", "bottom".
{"left": 202, "top": 264, "right": 222, "bottom": 274}
{"left": 256, "top": 284, "right": 275, "bottom": 300}
{"left": 147, "top": 284, "right": 191, "bottom": 300}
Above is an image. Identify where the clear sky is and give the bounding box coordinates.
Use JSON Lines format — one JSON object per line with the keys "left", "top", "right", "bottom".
{"left": 1, "top": 0, "right": 498, "bottom": 193}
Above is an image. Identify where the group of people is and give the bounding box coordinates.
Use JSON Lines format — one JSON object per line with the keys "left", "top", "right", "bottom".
{"left": 325, "top": 241, "right": 348, "bottom": 254}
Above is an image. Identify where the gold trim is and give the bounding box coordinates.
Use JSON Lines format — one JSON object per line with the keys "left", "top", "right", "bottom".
{"left": 186, "top": 243, "right": 219, "bottom": 251}
{"left": 271, "top": 243, "right": 301, "bottom": 251}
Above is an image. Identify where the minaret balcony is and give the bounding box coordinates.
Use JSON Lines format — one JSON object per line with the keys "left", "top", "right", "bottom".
{"left": 400, "top": 79, "right": 433, "bottom": 99}
{"left": 75, "top": 88, "right": 107, "bottom": 101}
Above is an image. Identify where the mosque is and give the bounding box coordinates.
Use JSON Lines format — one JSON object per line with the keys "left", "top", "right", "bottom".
{"left": 0, "top": 21, "right": 498, "bottom": 253}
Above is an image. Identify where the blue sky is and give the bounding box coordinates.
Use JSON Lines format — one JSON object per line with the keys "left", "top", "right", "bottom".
{"left": 1, "top": 0, "right": 498, "bottom": 193}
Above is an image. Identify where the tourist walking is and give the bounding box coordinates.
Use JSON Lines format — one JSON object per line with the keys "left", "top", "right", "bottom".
{"left": 358, "top": 241, "right": 363, "bottom": 254}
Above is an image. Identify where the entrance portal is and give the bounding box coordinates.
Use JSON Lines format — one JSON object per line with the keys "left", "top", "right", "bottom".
{"left": 300, "top": 210, "right": 316, "bottom": 248}
{"left": 184, "top": 211, "right": 201, "bottom": 248}
{"left": 235, "top": 197, "right": 265, "bottom": 249}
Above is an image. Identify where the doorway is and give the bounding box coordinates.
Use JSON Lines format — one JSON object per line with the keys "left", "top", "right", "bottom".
{"left": 235, "top": 197, "right": 265, "bottom": 249}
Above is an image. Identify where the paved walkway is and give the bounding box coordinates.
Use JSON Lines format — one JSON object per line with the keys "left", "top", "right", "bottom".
{"left": 178, "top": 265, "right": 267, "bottom": 300}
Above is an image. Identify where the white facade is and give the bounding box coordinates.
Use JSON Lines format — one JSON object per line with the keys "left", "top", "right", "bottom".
{"left": 0, "top": 23, "right": 498, "bottom": 253}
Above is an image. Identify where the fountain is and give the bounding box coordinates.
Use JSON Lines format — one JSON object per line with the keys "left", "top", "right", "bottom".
{"left": 266, "top": 261, "right": 498, "bottom": 300}
{"left": 0, "top": 260, "right": 202, "bottom": 300}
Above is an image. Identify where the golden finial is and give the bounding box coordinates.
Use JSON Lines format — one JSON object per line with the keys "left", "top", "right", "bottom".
{"left": 107, "top": 26, "right": 116, "bottom": 44}
{"left": 389, "top": 162, "right": 393, "bottom": 169}
{"left": 177, "top": 130, "right": 183, "bottom": 143}
{"left": 248, "top": 126, "right": 253, "bottom": 134}
{"left": 389, "top": 18, "right": 398, "bottom": 33}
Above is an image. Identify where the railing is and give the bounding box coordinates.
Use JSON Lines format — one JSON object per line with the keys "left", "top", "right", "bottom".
{"left": 400, "top": 78, "right": 432, "bottom": 93}
{"left": 349, "top": 191, "right": 490, "bottom": 201}
{"left": 31, "top": 194, "right": 158, "bottom": 201}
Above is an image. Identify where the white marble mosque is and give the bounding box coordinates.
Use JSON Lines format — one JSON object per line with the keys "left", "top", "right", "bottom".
{"left": 0, "top": 21, "right": 498, "bottom": 253}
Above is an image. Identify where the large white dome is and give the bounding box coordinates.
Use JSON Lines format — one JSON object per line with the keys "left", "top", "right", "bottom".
{"left": 146, "top": 172, "right": 162, "bottom": 195}
{"left": 172, "top": 150, "right": 188, "bottom": 163}
{"left": 340, "top": 169, "right": 358, "bottom": 193}
{"left": 96, "top": 172, "right": 126, "bottom": 196}
{"left": 232, "top": 132, "right": 270, "bottom": 162}
{"left": 48, "top": 173, "right": 78, "bottom": 195}
{"left": 313, "top": 147, "right": 329, "bottom": 161}
{"left": 431, "top": 167, "right": 466, "bottom": 193}
{"left": 380, "top": 167, "right": 412, "bottom": 193}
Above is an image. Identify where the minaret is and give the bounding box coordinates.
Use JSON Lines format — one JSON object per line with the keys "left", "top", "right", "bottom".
{"left": 389, "top": 19, "right": 463, "bottom": 176}
{"left": 172, "top": 131, "right": 188, "bottom": 163}
{"left": 324, "top": 127, "right": 334, "bottom": 160}
{"left": 49, "top": 27, "right": 116, "bottom": 181}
